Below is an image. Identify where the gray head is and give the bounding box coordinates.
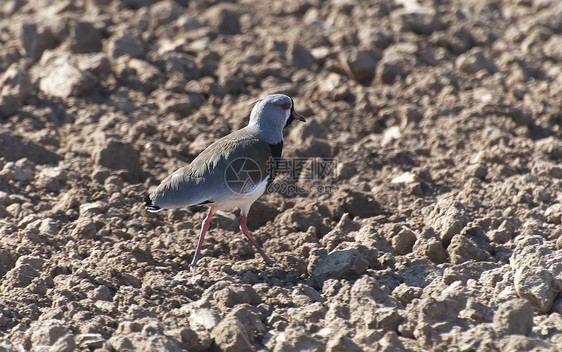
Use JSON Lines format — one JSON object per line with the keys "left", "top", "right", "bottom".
{"left": 248, "top": 94, "right": 306, "bottom": 144}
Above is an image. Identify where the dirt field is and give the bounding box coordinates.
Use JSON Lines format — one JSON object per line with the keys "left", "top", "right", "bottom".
{"left": 1, "top": 0, "right": 561, "bottom": 351}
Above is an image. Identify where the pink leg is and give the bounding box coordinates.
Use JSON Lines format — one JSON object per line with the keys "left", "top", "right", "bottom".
{"left": 239, "top": 214, "right": 275, "bottom": 265}
{"left": 190, "top": 210, "right": 213, "bottom": 268}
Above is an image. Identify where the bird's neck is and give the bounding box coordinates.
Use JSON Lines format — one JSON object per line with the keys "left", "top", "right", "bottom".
{"left": 247, "top": 122, "right": 284, "bottom": 145}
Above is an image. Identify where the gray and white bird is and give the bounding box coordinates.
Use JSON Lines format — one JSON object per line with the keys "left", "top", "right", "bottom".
{"left": 144, "top": 94, "right": 306, "bottom": 267}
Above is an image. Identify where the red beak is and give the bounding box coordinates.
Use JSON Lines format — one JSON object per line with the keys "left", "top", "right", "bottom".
{"left": 292, "top": 111, "right": 306, "bottom": 122}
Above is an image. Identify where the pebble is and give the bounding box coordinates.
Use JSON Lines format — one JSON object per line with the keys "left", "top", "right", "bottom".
{"left": 493, "top": 298, "right": 534, "bottom": 335}
{"left": 0, "top": 63, "right": 33, "bottom": 116}
{"left": 310, "top": 248, "right": 369, "bottom": 286}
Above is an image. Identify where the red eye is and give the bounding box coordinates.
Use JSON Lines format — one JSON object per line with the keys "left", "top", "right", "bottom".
{"left": 281, "top": 103, "right": 290, "bottom": 110}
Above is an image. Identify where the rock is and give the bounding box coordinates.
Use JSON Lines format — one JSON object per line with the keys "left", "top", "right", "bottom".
{"left": 71, "top": 217, "right": 98, "bottom": 239}
{"left": 188, "top": 308, "right": 221, "bottom": 331}
{"left": 544, "top": 204, "right": 562, "bottom": 224}
{"left": 376, "top": 61, "right": 406, "bottom": 84}
{"left": 154, "top": 90, "right": 193, "bottom": 116}
{"left": 412, "top": 229, "right": 447, "bottom": 264}
{"left": 67, "top": 20, "right": 102, "bottom": 53}
{"left": 204, "top": 5, "right": 241, "bottom": 34}
{"left": 426, "top": 198, "right": 466, "bottom": 245}
{"left": 75, "top": 53, "right": 111, "bottom": 78}
{"left": 289, "top": 42, "right": 315, "bottom": 70}
{"left": 39, "top": 218, "right": 59, "bottom": 236}
{"left": 392, "top": 283, "right": 423, "bottom": 306}
{"left": 266, "top": 327, "right": 324, "bottom": 351}
{"left": 35, "top": 167, "right": 67, "bottom": 192}
{"left": 310, "top": 248, "right": 369, "bottom": 286}
{"left": 76, "top": 333, "right": 105, "bottom": 349}
{"left": 15, "top": 255, "right": 44, "bottom": 271}
{"left": 128, "top": 58, "right": 162, "bottom": 83}
{"left": 39, "top": 61, "right": 97, "bottom": 98}
{"left": 141, "top": 335, "right": 183, "bottom": 352}
{"left": 329, "top": 188, "right": 382, "bottom": 219}
{"left": 0, "top": 160, "right": 34, "bottom": 183}
{"left": 0, "top": 63, "right": 33, "bottom": 116}
{"left": 509, "top": 235, "right": 562, "bottom": 313}
{"left": 493, "top": 298, "right": 533, "bottom": 336}
{"left": 339, "top": 49, "right": 380, "bottom": 84}
{"left": 513, "top": 265, "right": 559, "bottom": 313}
{"left": 390, "top": 7, "right": 442, "bottom": 34}
{"left": 178, "top": 328, "right": 212, "bottom": 352}
{"left": 149, "top": 0, "right": 184, "bottom": 27}
{"left": 392, "top": 227, "right": 417, "bottom": 255}
{"left": 3, "top": 263, "right": 39, "bottom": 287}
{"left": 107, "top": 335, "right": 134, "bottom": 351}
{"left": 211, "top": 316, "right": 254, "bottom": 352}
{"left": 89, "top": 285, "right": 112, "bottom": 301}
{"left": 464, "top": 163, "right": 488, "bottom": 180}
{"left": 326, "top": 333, "right": 362, "bottom": 352}
{"left": 92, "top": 138, "right": 141, "bottom": 181}
{"left": 350, "top": 276, "right": 402, "bottom": 331}
{"left": 211, "top": 283, "right": 261, "bottom": 308}
{"left": 448, "top": 226, "right": 493, "bottom": 264}
{"left": 542, "top": 35, "right": 562, "bottom": 62}
{"left": 17, "top": 22, "right": 55, "bottom": 61}
{"left": 107, "top": 33, "right": 145, "bottom": 59}
{"left": 456, "top": 48, "right": 498, "bottom": 74}
{"left": 30, "top": 320, "right": 72, "bottom": 350}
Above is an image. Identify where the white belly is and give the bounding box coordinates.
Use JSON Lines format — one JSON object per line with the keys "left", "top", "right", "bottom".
{"left": 212, "top": 176, "right": 269, "bottom": 214}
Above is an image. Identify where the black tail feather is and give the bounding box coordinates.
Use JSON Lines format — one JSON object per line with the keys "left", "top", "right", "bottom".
{"left": 144, "top": 194, "right": 161, "bottom": 212}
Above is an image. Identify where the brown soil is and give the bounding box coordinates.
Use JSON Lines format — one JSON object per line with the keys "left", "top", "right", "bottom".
{"left": 1, "top": 0, "right": 561, "bottom": 351}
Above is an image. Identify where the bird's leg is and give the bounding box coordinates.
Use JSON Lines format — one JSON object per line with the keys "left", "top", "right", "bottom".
{"left": 190, "top": 210, "right": 213, "bottom": 268}
{"left": 239, "top": 214, "right": 275, "bottom": 265}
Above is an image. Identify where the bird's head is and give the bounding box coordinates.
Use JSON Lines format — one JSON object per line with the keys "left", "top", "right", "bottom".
{"left": 249, "top": 94, "right": 306, "bottom": 138}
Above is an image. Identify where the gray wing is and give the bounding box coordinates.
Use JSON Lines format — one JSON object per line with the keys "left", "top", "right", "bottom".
{"left": 149, "top": 130, "right": 272, "bottom": 209}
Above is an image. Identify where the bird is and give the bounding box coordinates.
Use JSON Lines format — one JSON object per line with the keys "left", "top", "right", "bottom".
{"left": 144, "top": 94, "right": 306, "bottom": 268}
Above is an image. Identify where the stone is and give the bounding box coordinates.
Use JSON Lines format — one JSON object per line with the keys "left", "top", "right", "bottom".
{"left": 204, "top": 5, "right": 240, "bottom": 34}
{"left": 392, "top": 228, "right": 417, "bottom": 255}
{"left": 493, "top": 298, "right": 533, "bottom": 336}
{"left": 266, "top": 327, "right": 324, "bottom": 351}
{"left": 3, "top": 263, "right": 39, "bottom": 287}
{"left": 390, "top": 7, "right": 442, "bottom": 34}
{"left": 17, "top": 22, "right": 55, "bottom": 61}
{"left": 412, "top": 229, "right": 447, "bottom": 264}
{"left": 211, "top": 316, "right": 253, "bottom": 352}
{"left": 92, "top": 139, "right": 141, "bottom": 181}
{"left": 310, "top": 248, "right": 369, "bottom": 286}
{"left": 513, "top": 265, "right": 559, "bottom": 313}
{"left": 36, "top": 167, "right": 67, "bottom": 192}
{"left": 76, "top": 53, "right": 111, "bottom": 78}
{"left": 71, "top": 217, "right": 98, "bottom": 239}
{"left": 289, "top": 43, "right": 315, "bottom": 70}
{"left": 107, "top": 335, "right": 134, "bottom": 351}
{"left": 76, "top": 333, "right": 105, "bottom": 349}
{"left": 448, "top": 226, "right": 492, "bottom": 264}
{"left": 339, "top": 49, "right": 380, "bottom": 84}
{"left": 392, "top": 284, "right": 423, "bottom": 306}
{"left": 107, "top": 33, "right": 145, "bottom": 59}
{"left": 456, "top": 48, "right": 498, "bottom": 74}
{"left": 67, "top": 20, "right": 102, "bottom": 53}
{"left": 426, "top": 198, "right": 466, "bottom": 245}
{"left": 0, "top": 63, "right": 33, "bottom": 116}
{"left": 188, "top": 308, "right": 221, "bottom": 331}
{"left": 326, "top": 333, "right": 362, "bottom": 352}
{"left": 141, "top": 335, "right": 183, "bottom": 352}
{"left": 39, "top": 61, "right": 97, "bottom": 98}
{"left": 149, "top": 0, "right": 184, "bottom": 27}
{"left": 30, "top": 320, "right": 71, "bottom": 349}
